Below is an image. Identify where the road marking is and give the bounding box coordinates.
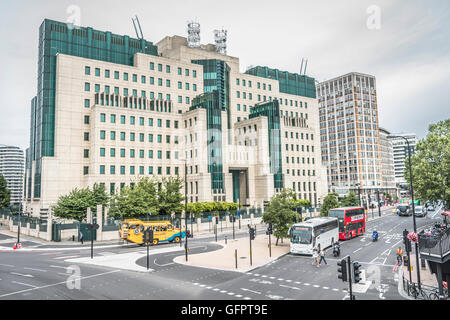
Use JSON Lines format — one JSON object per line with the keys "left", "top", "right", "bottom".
{"left": 381, "top": 249, "right": 391, "bottom": 256}
{"left": 53, "top": 255, "right": 80, "bottom": 260}
{"left": 323, "top": 286, "right": 329, "bottom": 290}
{"left": 0, "top": 263, "right": 14, "bottom": 267}
{"left": 153, "top": 259, "right": 175, "bottom": 267}
{"left": 241, "top": 288, "right": 261, "bottom": 295}
{"left": 280, "top": 284, "right": 301, "bottom": 290}
{"left": 11, "top": 281, "right": 38, "bottom": 288}
{"left": 227, "top": 292, "right": 235, "bottom": 295}
{"left": 0, "top": 270, "right": 121, "bottom": 298}
{"left": 10, "top": 272, "right": 34, "bottom": 278}
{"left": 304, "top": 283, "right": 310, "bottom": 286}
{"left": 49, "top": 265, "right": 69, "bottom": 269}
{"left": 24, "top": 267, "right": 47, "bottom": 272}
{"left": 40, "top": 252, "right": 63, "bottom": 256}
{"left": 235, "top": 294, "right": 243, "bottom": 298}
{"left": 353, "top": 248, "right": 362, "bottom": 253}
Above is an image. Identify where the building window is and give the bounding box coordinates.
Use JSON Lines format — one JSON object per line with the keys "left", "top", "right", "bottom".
{"left": 83, "top": 149, "right": 89, "bottom": 158}
{"left": 114, "top": 71, "right": 119, "bottom": 79}
{"left": 84, "top": 116, "right": 89, "bottom": 124}
{"left": 166, "top": 65, "right": 170, "bottom": 73}
{"left": 84, "top": 132, "right": 90, "bottom": 141}
{"left": 95, "top": 68, "right": 100, "bottom": 76}
{"left": 85, "top": 66, "right": 91, "bottom": 75}
{"left": 110, "top": 131, "right": 116, "bottom": 140}
{"left": 100, "top": 165, "right": 105, "bottom": 175}
{"left": 84, "top": 83, "right": 90, "bottom": 91}
{"left": 83, "top": 166, "right": 89, "bottom": 175}
{"left": 150, "top": 62, "right": 154, "bottom": 70}
{"left": 123, "top": 73, "right": 128, "bottom": 81}
{"left": 99, "top": 131, "right": 105, "bottom": 140}
{"left": 185, "top": 69, "right": 189, "bottom": 76}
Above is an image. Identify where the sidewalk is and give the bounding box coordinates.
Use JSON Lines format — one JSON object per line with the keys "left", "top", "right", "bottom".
{"left": 174, "top": 233, "right": 290, "bottom": 272}
{"left": 402, "top": 253, "right": 438, "bottom": 287}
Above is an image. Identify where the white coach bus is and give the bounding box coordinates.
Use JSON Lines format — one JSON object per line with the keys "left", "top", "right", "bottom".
{"left": 289, "top": 217, "right": 339, "bottom": 255}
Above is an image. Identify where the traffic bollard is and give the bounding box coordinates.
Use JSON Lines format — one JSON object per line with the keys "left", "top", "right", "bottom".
{"left": 235, "top": 249, "right": 238, "bottom": 269}
{"left": 225, "top": 236, "right": 227, "bottom": 245}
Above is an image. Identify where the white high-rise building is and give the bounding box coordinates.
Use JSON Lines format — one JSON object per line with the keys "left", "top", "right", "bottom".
{"left": 387, "top": 133, "right": 418, "bottom": 196}
{"left": 0, "top": 145, "right": 25, "bottom": 207}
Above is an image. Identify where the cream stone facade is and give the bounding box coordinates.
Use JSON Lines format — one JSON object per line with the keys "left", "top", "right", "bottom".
{"left": 24, "top": 22, "right": 327, "bottom": 217}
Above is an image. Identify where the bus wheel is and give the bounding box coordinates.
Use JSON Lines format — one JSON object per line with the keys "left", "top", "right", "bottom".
{"left": 152, "top": 239, "right": 159, "bottom": 246}
{"left": 174, "top": 236, "right": 181, "bottom": 243}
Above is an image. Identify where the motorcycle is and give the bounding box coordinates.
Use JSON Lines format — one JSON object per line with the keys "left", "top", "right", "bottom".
{"left": 333, "top": 245, "right": 340, "bottom": 257}
{"left": 372, "top": 232, "right": 379, "bottom": 242}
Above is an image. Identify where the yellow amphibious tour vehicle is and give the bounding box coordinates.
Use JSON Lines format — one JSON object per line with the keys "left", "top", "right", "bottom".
{"left": 119, "top": 219, "right": 188, "bottom": 245}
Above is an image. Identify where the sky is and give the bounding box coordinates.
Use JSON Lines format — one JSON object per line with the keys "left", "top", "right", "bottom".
{"left": 0, "top": 0, "right": 449, "bottom": 151}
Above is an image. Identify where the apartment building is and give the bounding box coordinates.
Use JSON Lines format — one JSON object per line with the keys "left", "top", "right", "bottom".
{"left": 317, "top": 72, "right": 390, "bottom": 203}
{"left": 0, "top": 145, "right": 24, "bottom": 206}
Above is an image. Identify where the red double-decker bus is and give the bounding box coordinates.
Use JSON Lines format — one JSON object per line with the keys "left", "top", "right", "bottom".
{"left": 328, "top": 207, "right": 366, "bottom": 240}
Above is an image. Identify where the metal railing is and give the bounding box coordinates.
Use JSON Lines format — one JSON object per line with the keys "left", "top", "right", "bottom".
{"left": 402, "top": 276, "right": 446, "bottom": 300}
{"left": 419, "top": 226, "right": 450, "bottom": 261}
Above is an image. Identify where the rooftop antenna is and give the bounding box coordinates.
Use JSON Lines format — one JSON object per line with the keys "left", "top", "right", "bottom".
{"left": 300, "top": 58, "right": 304, "bottom": 75}
{"left": 132, "top": 15, "right": 144, "bottom": 40}
{"left": 303, "top": 59, "right": 308, "bottom": 75}
{"left": 214, "top": 28, "right": 227, "bottom": 54}
{"left": 187, "top": 20, "right": 201, "bottom": 48}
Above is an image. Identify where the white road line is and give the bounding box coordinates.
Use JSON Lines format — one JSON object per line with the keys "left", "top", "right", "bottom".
{"left": 49, "top": 265, "right": 69, "bottom": 269}
{"left": 40, "top": 252, "right": 63, "bottom": 256}
{"left": 0, "top": 263, "right": 14, "bottom": 267}
{"left": 0, "top": 270, "right": 120, "bottom": 298}
{"left": 280, "top": 284, "right": 301, "bottom": 290}
{"left": 353, "top": 248, "right": 362, "bottom": 253}
{"left": 53, "top": 255, "right": 80, "bottom": 260}
{"left": 11, "top": 281, "right": 38, "bottom": 288}
{"left": 24, "top": 267, "right": 47, "bottom": 272}
{"left": 241, "top": 288, "right": 261, "bottom": 294}
{"left": 10, "top": 272, "right": 34, "bottom": 278}
{"left": 153, "top": 259, "right": 175, "bottom": 267}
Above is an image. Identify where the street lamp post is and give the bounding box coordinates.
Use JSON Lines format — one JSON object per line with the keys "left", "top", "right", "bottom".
{"left": 17, "top": 202, "right": 21, "bottom": 244}
{"left": 184, "top": 160, "right": 188, "bottom": 261}
{"left": 390, "top": 135, "right": 421, "bottom": 289}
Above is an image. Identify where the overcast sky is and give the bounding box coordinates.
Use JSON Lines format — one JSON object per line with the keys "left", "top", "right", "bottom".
{"left": 0, "top": 0, "right": 449, "bottom": 151}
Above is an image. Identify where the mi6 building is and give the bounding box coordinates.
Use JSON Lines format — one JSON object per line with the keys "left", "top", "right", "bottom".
{"left": 24, "top": 19, "right": 327, "bottom": 217}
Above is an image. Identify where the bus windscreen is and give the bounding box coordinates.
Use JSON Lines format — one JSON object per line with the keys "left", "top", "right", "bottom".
{"left": 291, "top": 226, "right": 312, "bottom": 244}
{"left": 329, "top": 210, "right": 345, "bottom": 219}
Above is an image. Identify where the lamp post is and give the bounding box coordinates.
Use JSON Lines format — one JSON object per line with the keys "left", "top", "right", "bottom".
{"left": 390, "top": 135, "right": 421, "bottom": 289}
{"left": 180, "top": 158, "right": 188, "bottom": 261}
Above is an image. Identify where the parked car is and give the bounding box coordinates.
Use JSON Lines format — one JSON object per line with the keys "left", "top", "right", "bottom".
{"left": 396, "top": 204, "right": 411, "bottom": 216}
{"left": 427, "top": 205, "right": 435, "bottom": 212}
{"left": 414, "top": 206, "right": 427, "bottom": 217}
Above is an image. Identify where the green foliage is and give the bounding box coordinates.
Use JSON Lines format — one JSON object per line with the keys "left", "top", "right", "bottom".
{"left": 405, "top": 119, "right": 450, "bottom": 208}
{"left": 52, "top": 183, "right": 109, "bottom": 221}
{"left": 157, "top": 176, "right": 184, "bottom": 215}
{"left": 0, "top": 174, "right": 10, "bottom": 209}
{"left": 321, "top": 192, "right": 340, "bottom": 217}
{"left": 262, "top": 189, "right": 301, "bottom": 245}
{"left": 186, "top": 201, "right": 238, "bottom": 217}
{"left": 109, "top": 177, "right": 159, "bottom": 218}
{"left": 340, "top": 191, "right": 359, "bottom": 207}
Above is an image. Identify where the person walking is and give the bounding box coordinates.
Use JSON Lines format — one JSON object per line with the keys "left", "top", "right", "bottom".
{"left": 312, "top": 248, "right": 319, "bottom": 267}
{"left": 79, "top": 231, "right": 84, "bottom": 244}
{"left": 319, "top": 248, "right": 327, "bottom": 266}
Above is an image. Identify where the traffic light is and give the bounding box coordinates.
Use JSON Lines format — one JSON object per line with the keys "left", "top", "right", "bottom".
{"left": 142, "top": 228, "right": 154, "bottom": 245}
{"left": 266, "top": 223, "right": 273, "bottom": 235}
{"left": 352, "top": 261, "right": 362, "bottom": 283}
{"left": 215, "top": 217, "right": 219, "bottom": 224}
{"left": 249, "top": 227, "right": 255, "bottom": 240}
{"left": 337, "top": 258, "right": 348, "bottom": 282}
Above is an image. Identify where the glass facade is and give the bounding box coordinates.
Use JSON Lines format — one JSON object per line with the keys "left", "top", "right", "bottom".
{"left": 245, "top": 66, "right": 316, "bottom": 98}
{"left": 249, "top": 99, "right": 283, "bottom": 189}
{"left": 191, "top": 91, "right": 224, "bottom": 192}
{"left": 30, "top": 19, "right": 158, "bottom": 198}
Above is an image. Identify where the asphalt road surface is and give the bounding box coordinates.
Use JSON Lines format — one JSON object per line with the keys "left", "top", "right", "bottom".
{"left": 0, "top": 206, "right": 443, "bottom": 300}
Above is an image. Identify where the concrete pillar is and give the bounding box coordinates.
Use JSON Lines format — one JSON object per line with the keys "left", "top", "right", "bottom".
{"left": 104, "top": 207, "right": 108, "bottom": 221}
{"left": 86, "top": 207, "right": 92, "bottom": 224}
{"left": 96, "top": 204, "right": 103, "bottom": 241}
{"left": 197, "top": 217, "right": 201, "bottom": 233}
{"left": 26, "top": 222, "right": 31, "bottom": 236}
{"left": 47, "top": 208, "right": 52, "bottom": 241}
{"left": 225, "top": 214, "right": 230, "bottom": 229}
{"left": 250, "top": 213, "right": 254, "bottom": 225}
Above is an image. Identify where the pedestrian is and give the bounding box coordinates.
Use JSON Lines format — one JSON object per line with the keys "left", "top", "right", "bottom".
{"left": 319, "top": 248, "right": 327, "bottom": 265}
{"left": 312, "top": 248, "right": 319, "bottom": 267}
{"left": 79, "top": 231, "right": 84, "bottom": 244}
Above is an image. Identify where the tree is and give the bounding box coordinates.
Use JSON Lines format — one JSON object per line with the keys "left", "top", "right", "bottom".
{"left": 52, "top": 188, "right": 96, "bottom": 221}
{"left": 405, "top": 119, "right": 450, "bottom": 208}
{"left": 0, "top": 174, "right": 10, "bottom": 209}
{"left": 262, "top": 189, "right": 300, "bottom": 246}
{"left": 320, "top": 192, "right": 339, "bottom": 217}
{"left": 340, "top": 191, "right": 359, "bottom": 207}
{"left": 157, "top": 176, "right": 184, "bottom": 215}
{"left": 110, "top": 177, "right": 158, "bottom": 218}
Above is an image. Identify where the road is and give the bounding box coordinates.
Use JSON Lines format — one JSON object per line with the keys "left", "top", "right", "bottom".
{"left": 0, "top": 206, "right": 443, "bottom": 300}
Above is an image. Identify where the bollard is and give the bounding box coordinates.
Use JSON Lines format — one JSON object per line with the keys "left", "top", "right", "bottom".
{"left": 235, "top": 249, "right": 238, "bottom": 269}
{"left": 225, "top": 236, "right": 227, "bottom": 245}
